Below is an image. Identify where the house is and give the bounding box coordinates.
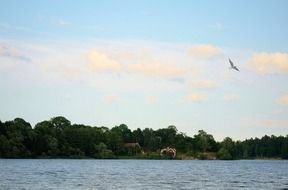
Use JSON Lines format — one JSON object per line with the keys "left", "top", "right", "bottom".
{"left": 123, "top": 143, "right": 142, "bottom": 156}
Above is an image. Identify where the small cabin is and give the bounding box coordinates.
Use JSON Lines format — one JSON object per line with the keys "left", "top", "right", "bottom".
{"left": 123, "top": 143, "right": 142, "bottom": 156}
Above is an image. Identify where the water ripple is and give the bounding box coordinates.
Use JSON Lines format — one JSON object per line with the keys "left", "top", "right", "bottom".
{"left": 0, "top": 159, "right": 288, "bottom": 190}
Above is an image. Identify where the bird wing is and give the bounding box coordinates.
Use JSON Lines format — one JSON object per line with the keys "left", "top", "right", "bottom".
{"left": 229, "top": 59, "right": 234, "bottom": 67}
{"left": 233, "top": 66, "right": 240, "bottom": 71}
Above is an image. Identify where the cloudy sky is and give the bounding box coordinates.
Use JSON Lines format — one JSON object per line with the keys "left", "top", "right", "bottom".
{"left": 1, "top": 0, "right": 288, "bottom": 140}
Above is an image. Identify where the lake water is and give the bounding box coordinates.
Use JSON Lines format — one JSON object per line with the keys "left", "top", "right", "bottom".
{"left": 0, "top": 159, "right": 287, "bottom": 190}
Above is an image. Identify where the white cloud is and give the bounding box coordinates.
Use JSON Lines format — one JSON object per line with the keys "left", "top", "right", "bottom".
{"left": 277, "top": 95, "right": 288, "bottom": 105}
{"left": 246, "top": 52, "right": 288, "bottom": 74}
{"left": 243, "top": 118, "right": 288, "bottom": 128}
{"left": 127, "top": 62, "right": 185, "bottom": 78}
{"left": 0, "top": 40, "right": 229, "bottom": 95}
{"left": 184, "top": 93, "right": 208, "bottom": 102}
{"left": 145, "top": 96, "right": 158, "bottom": 103}
{"left": 187, "top": 44, "right": 222, "bottom": 58}
{"left": 261, "top": 119, "right": 288, "bottom": 128}
{"left": 87, "top": 49, "right": 186, "bottom": 78}
{"left": 88, "top": 49, "right": 122, "bottom": 72}
{"left": 222, "top": 70, "right": 236, "bottom": 78}
{"left": 0, "top": 44, "right": 30, "bottom": 61}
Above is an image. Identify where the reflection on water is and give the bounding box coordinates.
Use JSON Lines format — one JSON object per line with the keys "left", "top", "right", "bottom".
{"left": 0, "top": 159, "right": 288, "bottom": 190}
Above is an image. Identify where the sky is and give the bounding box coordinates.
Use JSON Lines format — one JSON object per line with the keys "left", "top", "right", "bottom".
{"left": 1, "top": 0, "right": 288, "bottom": 141}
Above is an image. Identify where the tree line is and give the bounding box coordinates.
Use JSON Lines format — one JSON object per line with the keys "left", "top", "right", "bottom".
{"left": 0, "top": 116, "right": 287, "bottom": 159}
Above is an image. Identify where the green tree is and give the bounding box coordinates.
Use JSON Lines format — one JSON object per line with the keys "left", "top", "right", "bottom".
{"left": 1, "top": 117, "right": 288, "bottom": 159}
{"left": 0, "top": 135, "right": 9, "bottom": 157}
{"left": 281, "top": 137, "right": 288, "bottom": 159}
{"left": 107, "top": 126, "right": 124, "bottom": 155}
{"left": 1, "top": 118, "right": 34, "bottom": 157}
{"left": 34, "top": 120, "right": 56, "bottom": 155}
{"left": 45, "top": 135, "right": 59, "bottom": 156}
{"left": 194, "top": 130, "right": 217, "bottom": 152}
{"left": 132, "top": 128, "right": 144, "bottom": 146}
{"left": 220, "top": 137, "right": 235, "bottom": 159}
{"left": 94, "top": 142, "right": 114, "bottom": 158}
{"left": 174, "top": 133, "right": 188, "bottom": 152}
{"left": 142, "top": 128, "right": 160, "bottom": 151}
{"left": 217, "top": 147, "right": 232, "bottom": 160}
{"left": 156, "top": 125, "right": 177, "bottom": 148}
{"left": 50, "top": 116, "right": 71, "bottom": 130}
{"left": 116, "top": 124, "right": 133, "bottom": 143}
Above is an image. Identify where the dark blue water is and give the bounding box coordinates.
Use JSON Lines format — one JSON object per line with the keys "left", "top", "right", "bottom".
{"left": 0, "top": 159, "right": 287, "bottom": 189}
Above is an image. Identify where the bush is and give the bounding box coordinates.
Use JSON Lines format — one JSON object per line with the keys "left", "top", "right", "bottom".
{"left": 217, "top": 148, "right": 232, "bottom": 160}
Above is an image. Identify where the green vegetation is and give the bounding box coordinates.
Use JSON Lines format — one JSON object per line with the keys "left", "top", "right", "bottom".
{"left": 0, "top": 116, "right": 287, "bottom": 160}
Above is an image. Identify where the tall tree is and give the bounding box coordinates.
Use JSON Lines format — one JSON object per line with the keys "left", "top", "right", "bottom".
{"left": 194, "top": 130, "right": 217, "bottom": 152}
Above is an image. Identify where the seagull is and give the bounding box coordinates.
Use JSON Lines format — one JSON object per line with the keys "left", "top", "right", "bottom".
{"left": 229, "top": 58, "right": 240, "bottom": 71}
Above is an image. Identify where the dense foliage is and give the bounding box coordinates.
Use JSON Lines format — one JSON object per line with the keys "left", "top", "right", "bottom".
{"left": 0, "top": 117, "right": 287, "bottom": 159}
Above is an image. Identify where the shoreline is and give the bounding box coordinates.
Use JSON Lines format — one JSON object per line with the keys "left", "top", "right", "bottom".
{"left": 0, "top": 156, "right": 285, "bottom": 160}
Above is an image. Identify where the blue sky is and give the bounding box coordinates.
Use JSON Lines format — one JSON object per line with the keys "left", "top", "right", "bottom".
{"left": 1, "top": 1, "right": 288, "bottom": 140}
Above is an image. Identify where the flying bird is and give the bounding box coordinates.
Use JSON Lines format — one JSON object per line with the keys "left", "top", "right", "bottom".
{"left": 229, "top": 58, "right": 240, "bottom": 71}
